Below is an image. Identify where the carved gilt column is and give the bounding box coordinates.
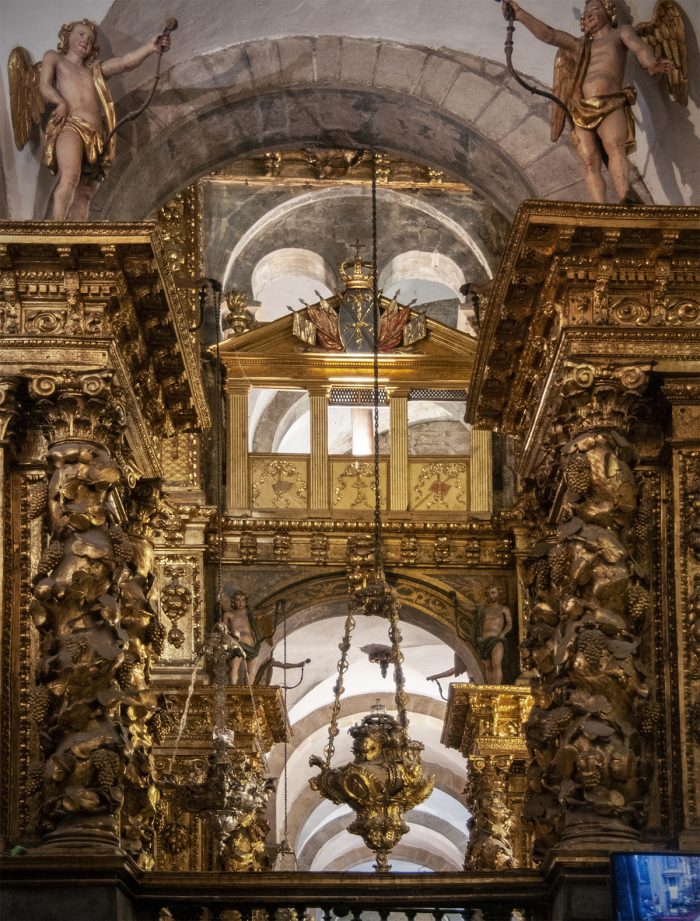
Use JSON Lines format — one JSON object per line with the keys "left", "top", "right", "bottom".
{"left": 388, "top": 387, "right": 409, "bottom": 512}
{"left": 520, "top": 363, "right": 653, "bottom": 856}
{"left": 225, "top": 380, "right": 249, "bottom": 513}
{"left": 27, "top": 370, "right": 164, "bottom": 860}
{"left": 0, "top": 379, "right": 19, "bottom": 853}
{"left": 465, "top": 203, "right": 700, "bottom": 917}
{"left": 309, "top": 385, "right": 330, "bottom": 514}
{"left": 443, "top": 684, "right": 532, "bottom": 870}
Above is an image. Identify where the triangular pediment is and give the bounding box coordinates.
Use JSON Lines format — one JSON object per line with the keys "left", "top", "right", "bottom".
{"left": 218, "top": 314, "right": 475, "bottom": 358}
{"left": 217, "top": 314, "right": 475, "bottom": 389}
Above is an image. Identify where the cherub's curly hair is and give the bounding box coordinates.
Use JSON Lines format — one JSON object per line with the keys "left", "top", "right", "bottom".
{"left": 580, "top": 0, "right": 618, "bottom": 31}
{"left": 57, "top": 19, "right": 99, "bottom": 63}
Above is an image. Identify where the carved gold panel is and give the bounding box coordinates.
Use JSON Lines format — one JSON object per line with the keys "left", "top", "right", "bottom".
{"left": 410, "top": 459, "right": 469, "bottom": 512}
{"left": 155, "top": 554, "right": 204, "bottom": 665}
{"left": 160, "top": 432, "right": 201, "bottom": 490}
{"left": 332, "top": 457, "right": 388, "bottom": 511}
{"left": 250, "top": 455, "right": 308, "bottom": 510}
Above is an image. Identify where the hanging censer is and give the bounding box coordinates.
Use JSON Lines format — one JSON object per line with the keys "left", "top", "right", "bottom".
{"left": 308, "top": 152, "right": 434, "bottom": 872}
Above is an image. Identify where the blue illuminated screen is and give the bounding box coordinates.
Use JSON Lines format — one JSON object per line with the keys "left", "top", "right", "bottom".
{"left": 612, "top": 853, "right": 700, "bottom": 921}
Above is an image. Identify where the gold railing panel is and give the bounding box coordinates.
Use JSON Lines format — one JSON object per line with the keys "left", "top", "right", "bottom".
{"left": 250, "top": 455, "right": 308, "bottom": 510}
{"left": 410, "top": 458, "right": 469, "bottom": 512}
{"left": 332, "top": 456, "right": 388, "bottom": 511}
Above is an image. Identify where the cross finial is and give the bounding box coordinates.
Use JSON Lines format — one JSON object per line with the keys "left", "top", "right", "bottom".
{"left": 352, "top": 239, "right": 365, "bottom": 264}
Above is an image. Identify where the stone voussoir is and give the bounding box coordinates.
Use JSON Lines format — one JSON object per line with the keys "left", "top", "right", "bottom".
{"left": 311, "top": 35, "right": 343, "bottom": 83}
{"left": 373, "top": 42, "right": 429, "bottom": 96}
{"left": 278, "top": 35, "right": 316, "bottom": 85}
{"left": 413, "top": 53, "right": 463, "bottom": 107}
{"left": 246, "top": 38, "right": 284, "bottom": 88}
{"left": 443, "top": 70, "right": 501, "bottom": 123}
{"left": 339, "top": 36, "right": 381, "bottom": 86}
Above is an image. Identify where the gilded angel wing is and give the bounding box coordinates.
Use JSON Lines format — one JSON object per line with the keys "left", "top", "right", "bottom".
{"left": 551, "top": 46, "right": 579, "bottom": 142}
{"left": 8, "top": 47, "right": 44, "bottom": 150}
{"left": 635, "top": 0, "right": 688, "bottom": 106}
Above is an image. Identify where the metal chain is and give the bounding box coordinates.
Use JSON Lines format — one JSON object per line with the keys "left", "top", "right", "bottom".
{"left": 214, "top": 285, "right": 224, "bottom": 619}
{"left": 281, "top": 598, "right": 289, "bottom": 842}
{"left": 371, "top": 151, "right": 384, "bottom": 578}
{"left": 388, "top": 597, "right": 409, "bottom": 731}
{"left": 323, "top": 609, "right": 356, "bottom": 767}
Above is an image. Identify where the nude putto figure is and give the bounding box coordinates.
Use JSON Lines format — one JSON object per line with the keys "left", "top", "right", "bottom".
{"left": 9, "top": 19, "right": 171, "bottom": 220}
{"left": 504, "top": 0, "right": 687, "bottom": 203}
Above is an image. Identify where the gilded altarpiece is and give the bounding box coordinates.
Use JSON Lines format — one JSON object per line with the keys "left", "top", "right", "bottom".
{"left": 0, "top": 225, "right": 209, "bottom": 859}
{"left": 467, "top": 202, "right": 700, "bottom": 860}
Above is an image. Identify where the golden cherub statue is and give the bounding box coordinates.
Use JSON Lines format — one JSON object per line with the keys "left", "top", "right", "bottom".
{"left": 505, "top": 0, "right": 688, "bottom": 203}
{"left": 8, "top": 19, "right": 172, "bottom": 221}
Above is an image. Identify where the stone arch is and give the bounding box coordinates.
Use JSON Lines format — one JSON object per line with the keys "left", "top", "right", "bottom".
{"left": 255, "top": 569, "right": 485, "bottom": 680}
{"left": 249, "top": 390, "right": 308, "bottom": 452}
{"left": 221, "top": 186, "right": 496, "bottom": 288}
{"left": 248, "top": 247, "right": 336, "bottom": 323}
{"left": 92, "top": 36, "right": 629, "bottom": 221}
{"left": 301, "top": 811, "right": 466, "bottom": 871}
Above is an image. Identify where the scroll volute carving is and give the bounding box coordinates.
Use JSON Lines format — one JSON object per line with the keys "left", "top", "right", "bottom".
{"left": 520, "top": 364, "right": 654, "bottom": 857}
{"left": 27, "top": 371, "right": 126, "bottom": 449}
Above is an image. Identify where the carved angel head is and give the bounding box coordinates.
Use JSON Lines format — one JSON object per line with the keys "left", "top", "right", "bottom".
{"left": 580, "top": 0, "right": 617, "bottom": 34}
{"left": 57, "top": 19, "right": 99, "bottom": 64}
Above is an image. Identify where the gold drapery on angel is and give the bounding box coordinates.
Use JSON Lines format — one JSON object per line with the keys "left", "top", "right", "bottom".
{"left": 550, "top": 0, "right": 688, "bottom": 144}
{"left": 8, "top": 51, "right": 116, "bottom": 177}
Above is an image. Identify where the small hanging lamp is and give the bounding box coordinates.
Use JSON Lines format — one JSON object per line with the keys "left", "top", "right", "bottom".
{"left": 308, "top": 152, "right": 434, "bottom": 872}
{"left": 177, "top": 283, "right": 274, "bottom": 868}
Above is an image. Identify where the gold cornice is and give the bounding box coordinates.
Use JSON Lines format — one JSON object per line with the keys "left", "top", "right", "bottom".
{"left": 442, "top": 683, "right": 532, "bottom": 754}
{"left": 466, "top": 202, "right": 700, "bottom": 466}
{"left": 0, "top": 221, "right": 210, "bottom": 433}
{"left": 220, "top": 516, "right": 504, "bottom": 535}
{"left": 0, "top": 221, "right": 155, "bottom": 245}
{"left": 152, "top": 685, "right": 289, "bottom": 748}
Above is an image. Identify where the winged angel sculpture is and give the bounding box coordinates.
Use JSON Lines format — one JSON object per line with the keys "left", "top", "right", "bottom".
{"left": 8, "top": 19, "right": 170, "bottom": 220}
{"left": 506, "top": 0, "right": 688, "bottom": 203}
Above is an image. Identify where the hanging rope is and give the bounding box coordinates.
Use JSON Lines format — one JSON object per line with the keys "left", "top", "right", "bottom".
{"left": 281, "top": 598, "right": 290, "bottom": 843}
{"left": 103, "top": 19, "right": 179, "bottom": 147}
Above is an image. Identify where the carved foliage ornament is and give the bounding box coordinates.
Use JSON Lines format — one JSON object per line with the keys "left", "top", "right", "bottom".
{"left": 27, "top": 373, "right": 166, "bottom": 864}
{"left": 465, "top": 755, "right": 515, "bottom": 870}
{"left": 520, "top": 365, "right": 653, "bottom": 856}
{"left": 26, "top": 370, "right": 126, "bottom": 451}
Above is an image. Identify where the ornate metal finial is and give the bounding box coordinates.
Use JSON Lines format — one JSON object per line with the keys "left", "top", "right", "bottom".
{"left": 222, "top": 289, "right": 256, "bottom": 339}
